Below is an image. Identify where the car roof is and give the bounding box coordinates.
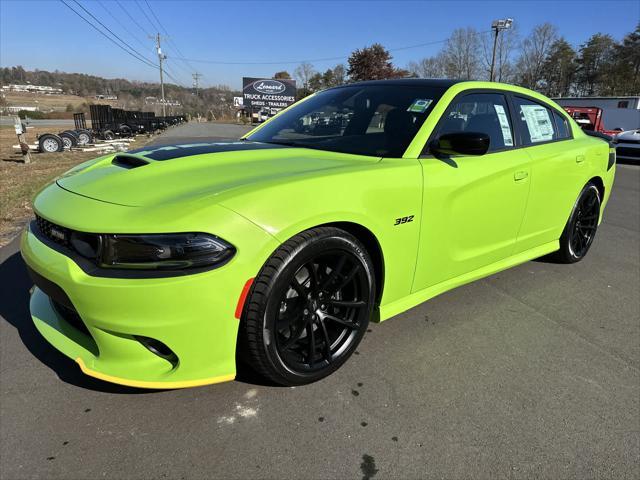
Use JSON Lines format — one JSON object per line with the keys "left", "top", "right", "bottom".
{"left": 330, "top": 78, "right": 461, "bottom": 89}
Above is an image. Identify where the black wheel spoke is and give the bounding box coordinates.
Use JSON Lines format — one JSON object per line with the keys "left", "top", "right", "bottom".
{"left": 318, "top": 320, "right": 333, "bottom": 363}
{"left": 320, "top": 256, "right": 347, "bottom": 291}
{"left": 282, "top": 321, "right": 308, "bottom": 350}
{"left": 329, "top": 264, "right": 362, "bottom": 294}
{"left": 322, "top": 312, "right": 359, "bottom": 329}
{"left": 307, "top": 262, "right": 319, "bottom": 290}
{"left": 328, "top": 299, "right": 366, "bottom": 308}
{"left": 307, "top": 323, "right": 316, "bottom": 366}
{"left": 290, "top": 277, "right": 306, "bottom": 297}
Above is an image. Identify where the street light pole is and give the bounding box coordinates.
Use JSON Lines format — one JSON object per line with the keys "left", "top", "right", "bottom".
{"left": 490, "top": 18, "right": 513, "bottom": 82}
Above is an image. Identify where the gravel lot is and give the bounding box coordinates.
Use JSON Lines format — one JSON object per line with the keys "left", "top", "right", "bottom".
{"left": 1, "top": 123, "right": 638, "bottom": 480}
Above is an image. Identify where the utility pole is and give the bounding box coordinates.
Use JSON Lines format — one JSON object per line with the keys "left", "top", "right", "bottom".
{"left": 149, "top": 33, "right": 167, "bottom": 116}
{"left": 192, "top": 73, "right": 202, "bottom": 96}
{"left": 490, "top": 18, "right": 513, "bottom": 82}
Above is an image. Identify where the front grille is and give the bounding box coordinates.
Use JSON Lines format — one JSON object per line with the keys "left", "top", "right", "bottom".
{"left": 51, "top": 299, "right": 91, "bottom": 337}
{"left": 35, "top": 215, "right": 71, "bottom": 248}
{"left": 616, "top": 146, "right": 640, "bottom": 159}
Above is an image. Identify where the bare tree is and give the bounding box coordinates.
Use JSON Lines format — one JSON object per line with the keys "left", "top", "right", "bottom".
{"left": 515, "top": 23, "right": 558, "bottom": 89}
{"left": 480, "top": 25, "right": 519, "bottom": 82}
{"left": 441, "top": 28, "right": 482, "bottom": 80}
{"left": 331, "top": 64, "right": 347, "bottom": 85}
{"left": 407, "top": 54, "right": 447, "bottom": 78}
{"left": 294, "top": 62, "right": 317, "bottom": 93}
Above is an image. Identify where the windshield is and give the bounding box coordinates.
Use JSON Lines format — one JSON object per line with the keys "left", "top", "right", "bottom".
{"left": 246, "top": 84, "right": 446, "bottom": 157}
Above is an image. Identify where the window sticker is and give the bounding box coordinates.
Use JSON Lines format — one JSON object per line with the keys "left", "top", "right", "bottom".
{"left": 520, "top": 105, "right": 554, "bottom": 142}
{"left": 407, "top": 99, "right": 433, "bottom": 113}
{"left": 493, "top": 104, "right": 514, "bottom": 146}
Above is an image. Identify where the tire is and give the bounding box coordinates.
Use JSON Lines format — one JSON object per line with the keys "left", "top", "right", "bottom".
{"left": 59, "top": 132, "right": 78, "bottom": 149}
{"left": 552, "top": 182, "right": 601, "bottom": 263}
{"left": 118, "top": 125, "right": 132, "bottom": 137}
{"left": 61, "top": 129, "right": 79, "bottom": 139}
{"left": 38, "top": 134, "right": 64, "bottom": 153}
{"left": 75, "top": 129, "right": 93, "bottom": 145}
{"left": 102, "top": 130, "right": 115, "bottom": 140}
{"left": 239, "top": 227, "right": 375, "bottom": 386}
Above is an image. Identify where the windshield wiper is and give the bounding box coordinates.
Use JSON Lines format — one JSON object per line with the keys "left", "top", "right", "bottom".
{"left": 262, "top": 140, "right": 299, "bottom": 146}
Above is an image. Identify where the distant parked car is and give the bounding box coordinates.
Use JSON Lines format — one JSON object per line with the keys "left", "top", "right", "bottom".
{"left": 615, "top": 129, "right": 640, "bottom": 163}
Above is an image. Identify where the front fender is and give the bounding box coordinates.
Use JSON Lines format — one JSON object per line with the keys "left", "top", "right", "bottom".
{"left": 220, "top": 159, "right": 423, "bottom": 307}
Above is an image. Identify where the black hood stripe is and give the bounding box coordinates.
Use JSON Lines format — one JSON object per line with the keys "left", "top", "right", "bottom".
{"left": 127, "top": 141, "right": 289, "bottom": 161}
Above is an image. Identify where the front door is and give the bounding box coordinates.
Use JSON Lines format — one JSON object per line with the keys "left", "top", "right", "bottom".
{"left": 412, "top": 92, "right": 531, "bottom": 292}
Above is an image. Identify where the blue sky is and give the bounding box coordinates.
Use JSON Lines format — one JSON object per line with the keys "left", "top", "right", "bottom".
{"left": 1, "top": 0, "right": 638, "bottom": 90}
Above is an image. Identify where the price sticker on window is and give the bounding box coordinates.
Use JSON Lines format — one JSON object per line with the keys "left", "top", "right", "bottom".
{"left": 493, "top": 105, "right": 513, "bottom": 146}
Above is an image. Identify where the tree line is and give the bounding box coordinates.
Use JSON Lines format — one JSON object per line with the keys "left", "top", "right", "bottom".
{"left": 284, "top": 22, "right": 639, "bottom": 98}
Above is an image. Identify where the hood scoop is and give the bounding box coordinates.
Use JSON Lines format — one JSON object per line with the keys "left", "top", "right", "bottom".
{"left": 112, "top": 154, "right": 149, "bottom": 169}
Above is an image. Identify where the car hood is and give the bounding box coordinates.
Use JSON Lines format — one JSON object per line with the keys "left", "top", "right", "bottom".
{"left": 56, "top": 141, "right": 379, "bottom": 207}
{"left": 616, "top": 130, "right": 640, "bottom": 142}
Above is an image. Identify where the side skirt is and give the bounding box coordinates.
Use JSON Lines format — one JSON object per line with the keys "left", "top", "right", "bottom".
{"left": 378, "top": 240, "right": 559, "bottom": 322}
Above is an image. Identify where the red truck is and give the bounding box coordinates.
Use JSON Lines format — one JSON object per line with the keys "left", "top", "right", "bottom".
{"left": 563, "top": 106, "right": 623, "bottom": 136}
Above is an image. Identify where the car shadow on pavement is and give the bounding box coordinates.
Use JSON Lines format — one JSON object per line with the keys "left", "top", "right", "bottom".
{"left": 0, "top": 250, "right": 155, "bottom": 394}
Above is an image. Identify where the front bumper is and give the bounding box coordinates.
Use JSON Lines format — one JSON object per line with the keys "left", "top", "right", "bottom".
{"left": 21, "top": 212, "right": 278, "bottom": 389}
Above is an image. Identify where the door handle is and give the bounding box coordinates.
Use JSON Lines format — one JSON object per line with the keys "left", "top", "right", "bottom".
{"left": 514, "top": 171, "right": 529, "bottom": 181}
{"left": 576, "top": 155, "right": 585, "bottom": 164}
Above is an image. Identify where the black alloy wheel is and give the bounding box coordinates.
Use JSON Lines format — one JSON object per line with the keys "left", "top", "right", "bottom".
{"left": 553, "top": 182, "right": 601, "bottom": 263}
{"left": 240, "top": 227, "right": 375, "bottom": 386}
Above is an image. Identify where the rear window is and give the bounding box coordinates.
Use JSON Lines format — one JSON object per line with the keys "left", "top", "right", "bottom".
{"left": 553, "top": 110, "right": 571, "bottom": 139}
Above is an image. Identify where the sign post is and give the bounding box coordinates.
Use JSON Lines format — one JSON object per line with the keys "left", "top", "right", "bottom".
{"left": 14, "top": 116, "right": 32, "bottom": 164}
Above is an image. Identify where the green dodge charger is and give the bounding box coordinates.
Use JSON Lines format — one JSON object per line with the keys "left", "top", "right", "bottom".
{"left": 21, "top": 79, "right": 616, "bottom": 388}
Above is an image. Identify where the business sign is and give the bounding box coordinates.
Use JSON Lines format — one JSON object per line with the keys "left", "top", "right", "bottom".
{"left": 242, "top": 77, "right": 296, "bottom": 110}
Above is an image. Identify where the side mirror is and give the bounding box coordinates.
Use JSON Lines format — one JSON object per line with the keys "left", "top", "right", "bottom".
{"left": 430, "top": 132, "right": 490, "bottom": 156}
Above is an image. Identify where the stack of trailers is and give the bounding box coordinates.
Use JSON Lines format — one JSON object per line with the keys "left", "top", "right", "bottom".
{"left": 34, "top": 105, "right": 186, "bottom": 153}
{"left": 89, "top": 104, "right": 131, "bottom": 139}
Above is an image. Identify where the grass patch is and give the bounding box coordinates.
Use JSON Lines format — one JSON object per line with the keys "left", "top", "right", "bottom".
{"left": 0, "top": 126, "right": 151, "bottom": 247}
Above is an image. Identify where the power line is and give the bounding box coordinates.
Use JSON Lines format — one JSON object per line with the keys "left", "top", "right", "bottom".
{"left": 141, "top": 0, "right": 201, "bottom": 79}
{"left": 59, "top": 0, "right": 157, "bottom": 70}
{"left": 135, "top": 0, "right": 159, "bottom": 35}
{"left": 170, "top": 31, "right": 493, "bottom": 66}
{"left": 109, "top": 0, "right": 187, "bottom": 86}
{"left": 97, "top": 0, "right": 149, "bottom": 53}
{"left": 115, "top": 0, "right": 150, "bottom": 37}
{"left": 69, "top": 0, "right": 158, "bottom": 68}
{"left": 143, "top": 0, "right": 166, "bottom": 35}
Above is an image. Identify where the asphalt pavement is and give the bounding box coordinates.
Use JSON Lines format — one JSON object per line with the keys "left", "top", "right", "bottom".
{"left": 1, "top": 123, "right": 638, "bottom": 480}
{"left": 0, "top": 117, "right": 74, "bottom": 128}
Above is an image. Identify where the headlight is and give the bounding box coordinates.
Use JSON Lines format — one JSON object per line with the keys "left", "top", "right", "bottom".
{"left": 34, "top": 215, "right": 236, "bottom": 274}
{"left": 99, "top": 233, "right": 235, "bottom": 270}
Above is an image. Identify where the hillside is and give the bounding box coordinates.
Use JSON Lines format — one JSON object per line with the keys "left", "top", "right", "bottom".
{"left": 1, "top": 66, "right": 240, "bottom": 117}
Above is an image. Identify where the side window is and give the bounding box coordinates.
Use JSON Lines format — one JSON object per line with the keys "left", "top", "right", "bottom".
{"left": 438, "top": 93, "right": 514, "bottom": 152}
{"left": 513, "top": 97, "right": 557, "bottom": 145}
{"left": 553, "top": 110, "right": 571, "bottom": 139}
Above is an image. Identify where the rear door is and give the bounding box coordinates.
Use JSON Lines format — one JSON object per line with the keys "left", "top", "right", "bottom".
{"left": 413, "top": 91, "right": 531, "bottom": 292}
{"left": 509, "top": 96, "right": 585, "bottom": 253}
